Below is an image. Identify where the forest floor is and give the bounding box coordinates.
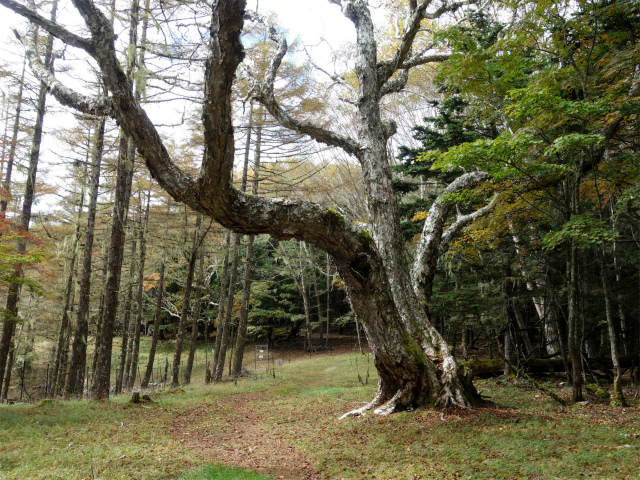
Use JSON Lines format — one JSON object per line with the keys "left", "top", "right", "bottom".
{"left": 1, "top": 344, "right": 639, "bottom": 479}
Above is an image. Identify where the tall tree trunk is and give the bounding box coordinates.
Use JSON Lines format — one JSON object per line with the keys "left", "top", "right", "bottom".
{"left": 0, "top": 2, "right": 57, "bottom": 393}
{"left": 141, "top": 259, "right": 164, "bottom": 388}
{"left": 184, "top": 247, "right": 205, "bottom": 384}
{"left": 600, "top": 249, "right": 626, "bottom": 406}
{"left": 232, "top": 104, "right": 262, "bottom": 377}
{"left": 1, "top": 324, "right": 15, "bottom": 400}
{"left": 512, "top": 300, "right": 534, "bottom": 357}
{"left": 90, "top": 0, "right": 140, "bottom": 400}
{"left": 304, "top": 242, "right": 324, "bottom": 344}
{"left": 326, "top": 253, "right": 331, "bottom": 348}
{"left": 567, "top": 176, "right": 583, "bottom": 402}
{"left": 91, "top": 133, "right": 135, "bottom": 399}
{"left": 213, "top": 232, "right": 241, "bottom": 382}
{"left": 279, "top": 242, "right": 313, "bottom": 351}
{"left": 171, "top": 215, "right": 202, "bottom": 388}
{"left": 127, "top": 191, "right": 150, "bottom": 389}
{"left": 610, "top": 216, "right": 629, "bottom": 354}
{"left": 91, "top": 252, "right": 108, "bottom": 376}
{"left": 52, "top": 169, "right": 86, "bottom": 395}
{"left": 212, "top": 232, "right": 231, "bottom": 371}
{"left": 66, "top": 115, "right": 105, "bottom": 398}
{"left": 299, "top": 242, "right": 313, "bottom": 351}
{"left": 119, "top": 239, "right": 137, "bottom": 392}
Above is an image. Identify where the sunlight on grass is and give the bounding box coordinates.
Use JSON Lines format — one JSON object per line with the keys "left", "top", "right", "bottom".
{"left": 180, "top": 465, "right": 274, "bottom": 479}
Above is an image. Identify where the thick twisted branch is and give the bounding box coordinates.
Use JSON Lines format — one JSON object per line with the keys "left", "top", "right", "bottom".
{"left": 412, "top": 171, "right": 492, "bottom": 304}
{"left": 439, "top": 193, "right": 498, "bottom": 254}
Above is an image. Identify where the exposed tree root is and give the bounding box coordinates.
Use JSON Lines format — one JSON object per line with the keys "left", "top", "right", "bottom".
{"left": 340, "top": 364, "right": 482, "bottom": 418}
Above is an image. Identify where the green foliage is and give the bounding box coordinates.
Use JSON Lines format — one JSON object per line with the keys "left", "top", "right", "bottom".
{"left": 542, "top": 215, "right": 620, "bottom": 249}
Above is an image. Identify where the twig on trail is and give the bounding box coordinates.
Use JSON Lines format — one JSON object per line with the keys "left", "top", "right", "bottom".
{"left": 276, "top": 420, "right": 297, "bottom": 425}
{"left": 504, "top": 358, "right": 567, "bottom": 407}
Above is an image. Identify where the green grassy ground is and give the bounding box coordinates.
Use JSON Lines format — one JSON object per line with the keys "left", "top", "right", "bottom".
{"left": 1, "top": 350, "right": 638, "bottom": 479}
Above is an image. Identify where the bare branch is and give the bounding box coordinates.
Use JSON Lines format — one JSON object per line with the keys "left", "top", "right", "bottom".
{"left": 303, "top": 45, "right": 357, "bottom": 96}
{"left": 9, "top": 3, "right": 111, "bottom": 116}
{"left": 377, "top": 0, "right": 470, "bottom": 84}
{"left": 245, "top": 10, "right": 362, "bottom": 158}
{"left": 0, "top": 0, "right": 94, "bottom": 52}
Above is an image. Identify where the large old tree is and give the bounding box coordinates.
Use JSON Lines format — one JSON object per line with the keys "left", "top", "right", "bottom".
{"left": 1, "top": 0, "right": 495, "bottom": 413}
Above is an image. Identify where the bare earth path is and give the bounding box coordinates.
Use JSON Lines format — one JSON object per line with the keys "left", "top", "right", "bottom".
{"left": 169, "top": 390, "right": 321, "bottom": 479}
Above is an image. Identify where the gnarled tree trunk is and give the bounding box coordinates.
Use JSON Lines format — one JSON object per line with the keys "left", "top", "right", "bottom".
{"left": 6, "top": 0, "right": 494, "bottom": 413}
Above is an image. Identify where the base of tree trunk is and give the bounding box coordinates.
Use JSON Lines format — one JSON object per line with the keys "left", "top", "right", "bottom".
{"left": 340, "top": 358, "right": 482, "bottom": 418}
{"left": 610, "top": 381, "right": 627, "bottom": 407}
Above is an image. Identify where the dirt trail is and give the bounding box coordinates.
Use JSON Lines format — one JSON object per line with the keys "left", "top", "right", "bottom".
{"left": 169, "top": 392, "right": 320, "bottom": 480}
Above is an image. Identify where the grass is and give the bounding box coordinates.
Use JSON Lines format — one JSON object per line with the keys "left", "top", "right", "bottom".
{"left": 180, "top": 465, "right": 274, "bottom": 479}
{"left": 1, "top": 348, "right": 639, "bottom": 479}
